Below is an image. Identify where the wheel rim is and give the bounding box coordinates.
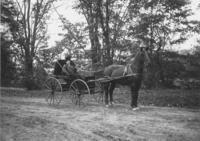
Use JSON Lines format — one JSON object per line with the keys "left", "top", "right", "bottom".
{"left": 69, "top": 79, "right": 90, "bottom": 106}
{"left": 93, "top": 81, "right": 104, "bottom": 103}
{"left": 45, "top": 77, "right": 63, "bottom": 105}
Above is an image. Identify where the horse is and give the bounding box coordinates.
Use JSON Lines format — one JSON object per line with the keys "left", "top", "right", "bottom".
{"left": 103, "top": 47, "right": 150, "bottom": 110}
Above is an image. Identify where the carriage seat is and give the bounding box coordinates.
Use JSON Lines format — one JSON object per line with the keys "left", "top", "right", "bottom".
{"left": 53, "top": 60, "right": 67, "bottom": 75}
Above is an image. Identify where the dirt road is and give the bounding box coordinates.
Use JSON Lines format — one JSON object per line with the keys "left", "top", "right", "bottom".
{"left": 1, "top": 94, "right": 200, "bottom": 141}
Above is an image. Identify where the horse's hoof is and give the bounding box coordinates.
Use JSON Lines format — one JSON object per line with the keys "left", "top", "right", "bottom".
{"left": 132, "top": 107, "right": 139, "bottom": 111}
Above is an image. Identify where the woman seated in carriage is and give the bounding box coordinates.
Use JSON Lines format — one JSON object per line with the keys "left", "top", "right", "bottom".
{"left": 62, "top": 54, "right": 77, "bottom": 75}
{"left": 53, "top": 54, "right": 96, "bottom": 81}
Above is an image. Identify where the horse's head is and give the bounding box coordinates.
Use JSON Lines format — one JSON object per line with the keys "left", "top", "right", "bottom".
{"left": 130, "top": 47, "right": 151, "bottom": 74}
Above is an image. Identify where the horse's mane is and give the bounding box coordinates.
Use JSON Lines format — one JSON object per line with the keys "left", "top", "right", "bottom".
{"left": 128, "top": 50, "right": 144, "bottom": 74}
{"left": 127, "top": 51, "right": 140, "bottom": 65}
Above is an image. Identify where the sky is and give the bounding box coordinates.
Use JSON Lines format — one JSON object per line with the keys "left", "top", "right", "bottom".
{"left": 47, "top": 0, "right": 85, "bottom": 46}
{"left": 47, "top": 0, "right": 200, "bottom": 51}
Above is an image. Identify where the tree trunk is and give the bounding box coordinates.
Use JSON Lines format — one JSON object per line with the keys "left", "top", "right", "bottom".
{"left": 88, "top": 17, "right": 100, "bottom": 69}
{"left": 80, "top": 0, "right": 101, "bottom": 69}
{"left": 155, "top": 51, "right": 165, "bottom": 87}
{"left": 105, "top": 0, "right": 111, "bottom": 66}
{"left": 98, "top": 0, "right": 112, "bottom": 66}
{"left": 24, "top": 46, "right": 34, "bottom": 90}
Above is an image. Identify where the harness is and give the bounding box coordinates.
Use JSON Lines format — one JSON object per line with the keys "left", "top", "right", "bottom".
{"left": 123, "top": 64, "right": 141, "bottom": 77}
{"left": 123, "top": 64, "right": 133, "bottom": 76}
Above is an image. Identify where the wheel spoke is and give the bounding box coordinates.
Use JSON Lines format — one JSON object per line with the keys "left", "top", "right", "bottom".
{"left": 69, "top": 85, "right": 77, "bottom": 104}
{"left": 49, "top": 94, "right": 53, "bottom": 104}
{"left": 45, "top": 77, "right": 63, "bottom": 106}
{"left": 90, "top": 81, "right": 103, "bottom": 103}
{"left": 69, "top": 79, "right": 90, "bottom": 106}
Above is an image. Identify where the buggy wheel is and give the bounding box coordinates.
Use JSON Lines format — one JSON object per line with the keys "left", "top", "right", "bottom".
{"left": 93, "top": 81, "right": 104, "bottom": 103}
{"left": 69, "top": 79, "right": 90, "bottom": 106}
{"left": 45, "top": 77, "right": 63, "bottom": 105}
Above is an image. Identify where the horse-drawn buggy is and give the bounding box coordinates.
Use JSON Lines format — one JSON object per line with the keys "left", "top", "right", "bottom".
{"left": 45, "top": 59, "right": 105, "bottom": 106}
{"left": 45, "top": 47, "right": 150, "bottom": 109}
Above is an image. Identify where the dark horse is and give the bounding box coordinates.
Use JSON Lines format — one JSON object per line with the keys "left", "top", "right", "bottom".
{"left": 103, "top": 47, "right": 150, "bottom": 110}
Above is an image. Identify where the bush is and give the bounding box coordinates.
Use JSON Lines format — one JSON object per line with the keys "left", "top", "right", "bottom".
{"left": 114, "top": 88, "right": 200, "bottom": 108}
{"left": 21, "top": 64, "right": 48, "bottom": 90}
{"left": 1, "top": 39, "right": 17, "bottom": 86}
{"left": 23, "top": 77, "right": 40, "bottom": 90}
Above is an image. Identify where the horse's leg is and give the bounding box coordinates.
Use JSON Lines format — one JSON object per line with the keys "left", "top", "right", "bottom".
{"left": 130, "top": 86, "right": 139, "bottom": 109}
{"left": 104, "top": 83, "right": 110, "bottom": 107}
{"left": 109, "top": 82, "right": 115, "bottom": 106}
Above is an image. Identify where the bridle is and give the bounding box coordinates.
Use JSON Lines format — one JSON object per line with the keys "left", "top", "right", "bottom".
{"left": 123, "top": 47, "right": 150, "bottom": 76}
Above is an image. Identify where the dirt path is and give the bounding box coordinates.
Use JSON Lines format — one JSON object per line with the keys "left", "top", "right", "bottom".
{"left": 1, "top": 95, "right": 200, "bottom": 141}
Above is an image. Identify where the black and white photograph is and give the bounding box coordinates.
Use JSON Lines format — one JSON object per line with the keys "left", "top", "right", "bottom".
{"left": 1, "top": 0, "right": 200, "bottom": 140}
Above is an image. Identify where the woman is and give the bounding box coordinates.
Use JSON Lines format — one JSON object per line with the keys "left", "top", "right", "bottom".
{"left": 62, "top": 54, "right": 77, "bottom": 75}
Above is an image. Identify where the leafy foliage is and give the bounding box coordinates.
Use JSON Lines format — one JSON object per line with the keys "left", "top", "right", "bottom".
{"left": 1, "top": 0, "right": 200, "bottom": 89}
{"left": 126, "top": 0, "right": 200, "bottom": 88}
{"left": 0, "top": 0, "right": 56, "bottom": 89}
{"left": 54, "top": 18, "right": 89, "bottom": 62}
{"left": 75, "top": 0, "right": 135, "bottom": 66}
{"left": 193, "top": 39, "right": 200, "bottom": 57}
{"left": 1, "top": 35, "right": 17, "bottom": 86}
{"left": 1, "top": 0, "right": 19, "bottom": 86}
{"left": 128, "top": 0, "right": 196, "bottom": 51}
{"left": 13, "top": 0, "right": 57, "bottom": 89}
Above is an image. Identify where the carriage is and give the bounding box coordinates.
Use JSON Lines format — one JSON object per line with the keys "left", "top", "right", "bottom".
{"left": 44, "top": 59, "right": 137, "bottom": 107}
{"left": 44, "top": 59, "right": 105, "bottom": 106}
{"left": 45, "top": 47, "right": 150, "bottom": 108}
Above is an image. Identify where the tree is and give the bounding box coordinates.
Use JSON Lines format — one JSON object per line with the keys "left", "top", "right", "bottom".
{"left": 192, "top": 5, "right": 200, "bottom": 57}
{"left": 1, "top": 34, "right": 17, "bottom": 86}
{"left": 128, "top": 0, "right": 197, "bottom": 50}
{"left": 53, "top": 18, "right": 89, "bottom": 62}
{"left": 193, "top": 39, "right": 200, "bottom": 57}
{"left": 12, "top": 0, "right": 56, "bottom": 89}
{"left": 75, "top": 0, "right": 132, "bottom": 66}
{"left": 128, "top": 0, "right": 199, "bottom": 87}
{"left": 75, "top": 0, "right": 102, "bottom": 67}
{"left": 1, "top": 0, "right": 19, "bottom": 86}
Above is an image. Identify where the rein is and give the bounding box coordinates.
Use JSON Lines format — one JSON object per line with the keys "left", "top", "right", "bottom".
{"left": 123, "top": 64, "right": 140, "bottom": 76}
{"left": 56, "top": 61, "right": 64, "bottom": 69}
{"left": 123, "top": 64, "right": 132, "bottom": 76}
{"left": 123, "top": 50, "right": 143, "bottom": 77}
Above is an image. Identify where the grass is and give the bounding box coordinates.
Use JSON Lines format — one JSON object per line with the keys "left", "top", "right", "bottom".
{"left": 109, "top": 88, "right": 200, "bottom": 108}
{"left": 138, "top": 89, "right": 200, "bottom": 108}
{"left": 1, "top": 87, "right": 200, "bottom": 108}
